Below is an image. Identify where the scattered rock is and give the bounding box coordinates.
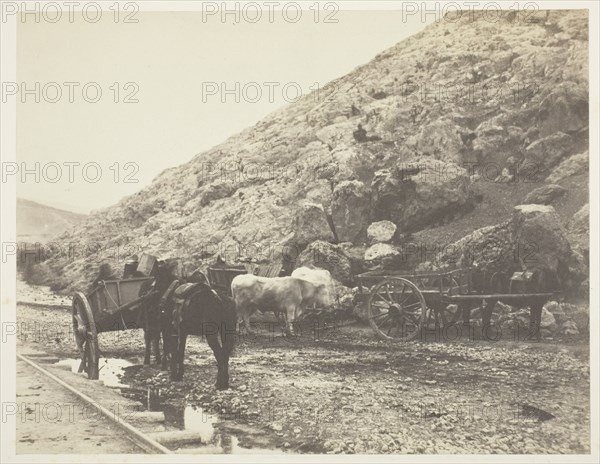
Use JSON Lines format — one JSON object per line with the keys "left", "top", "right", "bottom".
{"left": 560, "top": 320, "right": 579, "bottom": 336}
{"left": 537, "top": 82, "right": 588, "bottom": 137}
{"left": 540, "top": 308, "right": 557, "bottom": 330}
{"left": 367, "top": 220, "right": 397, "bottom": 244}
{"left": 511, "top": 204, "right": 572, "bottom": 278}
{"left": 544, "top": 301, "right": 567, "bottom": 324}
{"left": 198, "top": 182, "right": 237, "bottom": 207}
{"left": 364, "top": 243, "right": 401, "bottom": 270}
{"left": 296, "top": 241, "right": 353, "bottom": 286}
{"left": 271, "top": 423, "right": 283, "bottom": 432}
{"left": 524, "top": 184, "right": 567, "bottom": 205}
{"left": 331, "top": 180, "right": 371, "bottom": 244}
{"left": 567, "top": 203, "right": 589, "bottom": 255}
{"left": 371, "top": 158, "right": 474, "bottom": 234}
{"left": 338, "top": 243, "right": 368, "bottom": 276}
{"left": 523, "top": 132, "right": 573, "bottom": 174}
{"left": 414, "top": 118, "right": 465, "bottom": 163}
{"left": 291, "top": 203, "right": 335, "bottom": 248}
{"left": 438, "top": 204, "right": 577, "bottom": 293}
{"left": 437, "top": 221, "right": 513, "bottom": 273}
{"left": 546, "top": 151, "right": 588, "bottom": 183}
{"left": 472, "top": 122, "right": 524, "bottom": 167}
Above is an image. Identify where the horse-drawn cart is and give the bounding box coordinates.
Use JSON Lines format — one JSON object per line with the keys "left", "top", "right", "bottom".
{"left": 72, "top": 276, "right": 156, "bottom": 379}
{"left": 357, "top": 267, "right": 558, "bottom": 342}
{"left": 72, "top": 262, "right": 560, "bottom": 380}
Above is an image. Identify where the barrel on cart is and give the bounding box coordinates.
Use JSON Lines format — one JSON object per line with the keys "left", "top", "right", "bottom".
{"left": 72, "top": 274, "right": 157, "bottom": 379}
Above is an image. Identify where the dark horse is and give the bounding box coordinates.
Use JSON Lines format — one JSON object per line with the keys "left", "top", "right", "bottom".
{"left": 141, "top": 262, "right": 236, "bottom": 390}
{"left": 138, "top": 262, "right": 173, "bottom": 367}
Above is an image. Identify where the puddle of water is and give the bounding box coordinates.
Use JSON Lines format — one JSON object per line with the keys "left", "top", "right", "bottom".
{"left": 56, "top": 358, "right": 284, "bottom": 453}
{"left": 162, "top": 403, "right": 283, "bottom": 454}
{"left": 55, "top": 358, "right": 133, "bottom": 388}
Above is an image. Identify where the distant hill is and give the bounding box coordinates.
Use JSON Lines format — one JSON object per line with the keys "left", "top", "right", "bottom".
{"left": 17, "top": 198, "right": 86, "bottom": 243}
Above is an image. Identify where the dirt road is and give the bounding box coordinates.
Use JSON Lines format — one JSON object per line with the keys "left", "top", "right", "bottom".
{"left": 14, "top": 281, "right": 591, "bottom": 454}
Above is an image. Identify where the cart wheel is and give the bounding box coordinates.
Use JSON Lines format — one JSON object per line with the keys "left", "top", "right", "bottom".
{"left": 72, "top": 292, "right": 99, "bottom": 380}
{"left": 367, "top": 277, "right": 427, "bottom": 341}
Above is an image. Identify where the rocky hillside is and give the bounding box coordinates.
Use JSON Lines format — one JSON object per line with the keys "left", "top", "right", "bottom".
{"left": 44, "top": 10, "right": 588, "bottom": 293}
{"left": 17, "top": 198, "right": 86, "bottom": 243}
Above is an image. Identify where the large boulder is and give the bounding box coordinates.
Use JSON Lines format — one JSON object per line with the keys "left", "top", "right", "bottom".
{"left": 522, "top": 132, "right": 573, "bottom": 174}
{"left": 338, "top": 242, "right": 368, "bottom": 276}
{"left": 304, "top": 180, "right": 334, "bottom": 209}
{"left": 511, "top": 204, "right": 572, "bottom": 275}
{"left": 296, "top": 241, "right": 353, "bottom": 286}
{"left": 568, "top": 203, "right": 589, "bottom": 255}
{"left": 537, "top": 82, "right": 588, "bottom": 137}
{"left": 413, "top": 118, "right": 465, "bottom": 163}
{"left": 566, "top": 204, "right": 589, "bottom": 298}
{"left": 367, "top": 220, "right": 397, "bottom": 244}
{"left": 524, "top": 184, "right": 567, "bottom": 205}
{"left": 371, "top": 158, "right": 474, "bottom": 234}
{"left": 546, "top": 151, "right": 588, "bottom": 183}
{"left": 198, "top": 182, "right": 237, "bottom": 207}
{"left": 438, "top": 205, "right": 576, "bottom": 292}
{"left": 364, "top": 243, "right": 401, "bottom": 271}
{"left": 291, "top": 203, "right": 335, "bottom": 248}
{"left": 437, "top": 221, "right": 513, "bottom": 273}
{"left": 471, "top": 121, "right": 524, "bottom": 166}
{"left": 331, "top": 180, "right": 371, "bottom": 244}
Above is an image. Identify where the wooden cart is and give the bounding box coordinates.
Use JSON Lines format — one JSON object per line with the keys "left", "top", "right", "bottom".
{"left": 72, "top": 276, "right": 156, "bottom": 379}
{"left": 357, "top": 268, "right": 557, "bottom": 342}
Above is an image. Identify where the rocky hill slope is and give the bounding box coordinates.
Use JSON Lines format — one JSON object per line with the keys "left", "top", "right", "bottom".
{"left": 43, "top": 10, "right": 588, "bottom": 293}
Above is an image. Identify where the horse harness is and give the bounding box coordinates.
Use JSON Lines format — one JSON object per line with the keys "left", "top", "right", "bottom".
{"left": 158, "top": 275, "right": 223, "bottom": 331}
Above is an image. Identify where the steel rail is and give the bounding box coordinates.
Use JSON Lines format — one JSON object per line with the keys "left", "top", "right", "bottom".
{"left": 16, "top": 353, "right": 172, "bottom": 454}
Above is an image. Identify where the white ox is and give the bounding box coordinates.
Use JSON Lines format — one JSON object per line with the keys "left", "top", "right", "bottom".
{"left": 231, "top": 273, "right": 331, "bottom": 336}
{"left": 291, "top": 267, "right": 336, "bottom": 309}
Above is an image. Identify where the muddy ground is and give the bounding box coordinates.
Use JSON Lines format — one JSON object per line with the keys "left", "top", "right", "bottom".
{"left": 15, "top": 281, "right": 590, "bottom": 454}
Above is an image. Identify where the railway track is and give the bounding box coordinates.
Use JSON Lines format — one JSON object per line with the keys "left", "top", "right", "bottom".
{"left": 17, "top": 353, "right": 175, "bottom": 454}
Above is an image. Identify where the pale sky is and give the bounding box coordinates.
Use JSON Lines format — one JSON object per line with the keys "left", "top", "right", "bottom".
{"left": 17, "top": 10, "right": 431, "bottom": 213}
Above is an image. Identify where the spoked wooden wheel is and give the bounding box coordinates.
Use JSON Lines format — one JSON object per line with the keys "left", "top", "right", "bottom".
{"left": 72, "top": 292, "right": 99, "bottom": 380}
{"left": 367, "top": 278, "right": 427, "bottom": 341}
